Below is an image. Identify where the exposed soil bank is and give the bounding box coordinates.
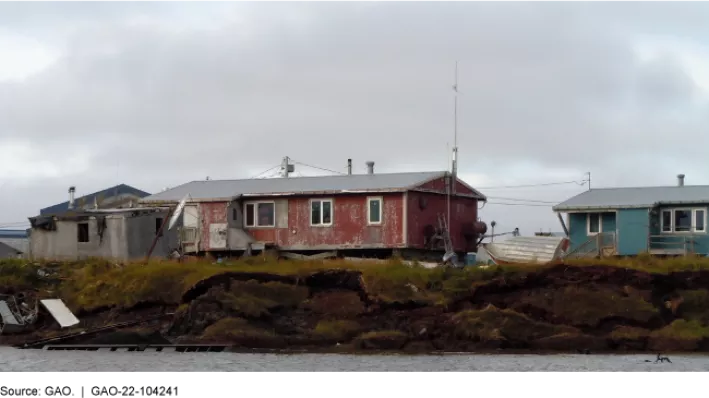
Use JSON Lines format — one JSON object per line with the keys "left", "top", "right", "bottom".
{"left": 4, "top": 260, "right": 709, "bottom": 353}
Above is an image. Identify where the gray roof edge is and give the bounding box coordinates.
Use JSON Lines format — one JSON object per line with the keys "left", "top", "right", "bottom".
{"left": 406, "top": 171, "right": 487, "bottom": 200}
{"left": 553, "top": 204, "right": 652, "bottom": 212}
{"left": 554, "top": 200, "right": 709, "bottom": 212}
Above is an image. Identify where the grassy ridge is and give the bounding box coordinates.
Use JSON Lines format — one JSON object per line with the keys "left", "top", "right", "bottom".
{"left": 4, "top": 255, "right": 709, "bottom": 352}
{"left": 5, "top": 254, "right": 709, "bottom": 313}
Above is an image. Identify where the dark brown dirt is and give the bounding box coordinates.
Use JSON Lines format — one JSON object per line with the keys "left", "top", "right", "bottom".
{"left": 10, "top": 265, "right": 709, "bottom": 353}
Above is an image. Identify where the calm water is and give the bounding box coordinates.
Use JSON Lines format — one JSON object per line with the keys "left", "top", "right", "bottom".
{"left": 1, "top": 347, "right": 707, "bottom": 371}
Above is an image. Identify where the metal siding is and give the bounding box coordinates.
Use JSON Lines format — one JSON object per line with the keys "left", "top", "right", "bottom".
{"left": 406, "top": 191, "right": 479, "bottom": 252}
{"left": 617, "top": 208, "right": 650, "bottom": 255}
{"left": 568, "top": 213, "right": 588, "bottom": 252}
{"left": 602, "top": 212, "right": 617, "bottom": 234}
{"left": 245, "top": 194, "right": 404, "bottom": 249}
{"left": 199, "top": 202, "right": 229, "bottom": 251}
{"left": 416, "top": 176, "right": 475, "bottom": 195}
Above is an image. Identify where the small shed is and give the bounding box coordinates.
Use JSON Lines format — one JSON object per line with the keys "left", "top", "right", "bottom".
{"left": 27, "top": 207, "right": 179, "bottom": 261}
{"left": 482, "top": 236, "right": 570, "bottom": 265}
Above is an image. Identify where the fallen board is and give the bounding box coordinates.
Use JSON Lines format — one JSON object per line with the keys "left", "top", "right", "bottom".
{"left": 40, "top": 299, "right": 79, "bottom": 328}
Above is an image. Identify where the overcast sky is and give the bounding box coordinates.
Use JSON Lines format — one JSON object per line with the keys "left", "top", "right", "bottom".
{"left": 2, "top": 1, "right": 709, "bottom": 235}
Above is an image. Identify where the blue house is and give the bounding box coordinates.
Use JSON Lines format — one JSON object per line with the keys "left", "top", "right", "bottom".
{"left": 553, "top": 174, "right": 709, "bottom": 257}
{"left": 39, "top": 184, "right": 151, "bottom": 216}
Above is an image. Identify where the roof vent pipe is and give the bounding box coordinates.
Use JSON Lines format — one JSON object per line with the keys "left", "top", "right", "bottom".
{"left": 68, "top": 186, "right": 76, "bottom": 210}
{"left": 347, "top": 159, "right": 352, "bottom": 175}
{"left": 678, "top": 174, "right": 685, "bottom": 187}
{"left": 366, "top": 161, "right": 375, "bottom": 175}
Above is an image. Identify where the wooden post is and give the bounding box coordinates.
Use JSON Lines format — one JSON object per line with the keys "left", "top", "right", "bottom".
{"left": 145, "top": 207, "right": 174, "bottom": 264}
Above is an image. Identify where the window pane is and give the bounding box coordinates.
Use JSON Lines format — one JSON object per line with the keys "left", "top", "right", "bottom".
{"left": 257, "top": 202, "right": 275, "bottom": 226}
{"left": 675, "top": 210, "right": 691, "bottom": 232}
{"left": 246, "top": 204, "right": 255, "bottom": 226}
{"left": 311, "top": 201, "right": 321, "bottom": 225}
{"left": 589, "top": 213, "right": 600, "bottom": 233}
{"left": 323, "top": 201, "right": 332, "bottom": 224}
{"left": 369, "top": 199, "right": 381, "bottom": 223}
{"left": 662, "top": 211, "right": 672, "bottom": 232}
{"left": 696, "top": 210, "right": 705, "bottom": 232}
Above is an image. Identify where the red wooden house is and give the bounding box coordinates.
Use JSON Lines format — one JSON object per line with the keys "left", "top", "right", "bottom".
{"left": 141, "top": 166, "right": 488, "bottom": 260}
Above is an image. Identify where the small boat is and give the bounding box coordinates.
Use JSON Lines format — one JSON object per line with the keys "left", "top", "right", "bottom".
{"left": 482, "top": 235, "right": 570, "bottom": 265}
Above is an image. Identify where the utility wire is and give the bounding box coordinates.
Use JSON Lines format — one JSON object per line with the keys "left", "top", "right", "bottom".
{"left": 250, "top": 165, "right": 282, "bottom": 179}
{"left": 485, "top": 202, "right": 553, "bottom": 207}
{"left": 477, "top": 179, "right": 588, "bottom": 190}
{"left": 291, "top": 160, "right": 346, "bottom": 175}
{"left": 0, "top": 221, "right": 30, "bottom": 229}
{"left": 0, "top": 221, "right": 30, "bottom": 226}
{"left": 485, "top": 196, "right": 559, "bottom": 204}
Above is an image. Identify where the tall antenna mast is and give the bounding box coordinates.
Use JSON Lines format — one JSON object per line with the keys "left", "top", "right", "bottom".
{"left": 446, "top": 61, "right": 459, "bottom": 265}
{"left": 452, "top": 60, "right": 459, "bottom": 182}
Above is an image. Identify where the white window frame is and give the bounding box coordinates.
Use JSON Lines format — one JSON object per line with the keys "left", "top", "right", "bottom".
{"left": 660, "top": 207, "right": 707, "bottom": 234}
{"left": 586, "top": 212, "right": 602, "bottom": 236}
{"left": 243, "top": 201, "right": 276, "bottom": 228}
{"left": 310, "top": 198, "right": 334, "bottom": 227}
{"left": 367, "top": 196, "right": 383, "bottom": 225}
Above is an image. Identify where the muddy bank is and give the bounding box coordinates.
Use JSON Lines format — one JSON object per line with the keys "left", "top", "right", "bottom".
{"left": 6, "top": 262, "right": 709, "bottom": 353}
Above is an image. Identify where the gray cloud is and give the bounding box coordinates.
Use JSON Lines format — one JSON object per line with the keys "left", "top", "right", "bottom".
{"left": 1, "top": 2, "right": 709, "bottom": 235}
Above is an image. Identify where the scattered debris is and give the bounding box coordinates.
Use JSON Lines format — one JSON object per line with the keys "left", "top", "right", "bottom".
{"left": 40, "top": 299, "right": 80, "bottom": 328}
{"left": 0, "top": 293, "right": 38, "bottom": 334}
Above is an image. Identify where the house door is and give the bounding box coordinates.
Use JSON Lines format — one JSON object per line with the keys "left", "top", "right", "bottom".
{"left": 209, "top": 223, "right": 228, "bottom": 250}
{"left": 181, "top": 205, "right": 199, "bottom": 253}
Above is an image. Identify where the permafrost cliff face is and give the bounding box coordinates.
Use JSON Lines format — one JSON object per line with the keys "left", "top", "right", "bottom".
{"left": 3, "top": 259, "right": 709, "bottom": 353}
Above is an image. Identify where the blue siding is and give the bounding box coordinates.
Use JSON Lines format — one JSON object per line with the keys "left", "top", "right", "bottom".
{"left": 568, "top": 212, "right": 617, "bottom": 252}
{"left": 566, "top": 207, "right": 709, "bottom": 256}
{"left": 568, "top": 213, "right": 588, "bottom": 252}
{"left": 40, "top": 184, "right": 150, "bottom": 215}
{"left": 616, "top": 208, "right": 650, "bottom": 255}
{"left": 602, "top": 212, "right": 616, "bottom": 233}
{"left": 650, "top": 205, "right": 709, "bottom": 255}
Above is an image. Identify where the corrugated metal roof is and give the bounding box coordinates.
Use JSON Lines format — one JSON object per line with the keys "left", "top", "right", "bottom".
{"left": 141, "top": 171, "right": 482, "bottom": 202}
{"left": 553, "top": 186, "right": 709, "bottom": 211}
{"left": 483, "top": 236, "right": 568, "bottom": 264}
{"left": 0, "top": 238, "right": 28, "bottom": 254}
{"left": 0, "top": 242, "right": 21, "bottom": 259}
{"left": 40, "top": 184, "right": 151, "bottom": 216}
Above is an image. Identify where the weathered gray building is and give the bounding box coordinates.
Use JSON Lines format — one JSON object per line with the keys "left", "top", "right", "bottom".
{"left": 27, "top": 208, "right": 180, "bottom": 261}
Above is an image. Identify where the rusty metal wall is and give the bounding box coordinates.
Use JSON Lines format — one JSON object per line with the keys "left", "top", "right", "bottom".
{"left": 417, "top": 176, "right": 475, "bottom": 195}
{"left": 199, "top": 201, "right": 229, "bottom": 251}
{"left": 197, "top": 189, "right": 480, "bottom": 253}
{"left": 246, "top": 194, "right": 404, "bottom": 250}
{"left": 406, "top": 191, "right": 480, "bottom": 253}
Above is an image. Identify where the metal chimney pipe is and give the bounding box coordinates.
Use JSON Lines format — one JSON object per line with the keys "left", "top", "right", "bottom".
{"left": 366, "top": 161, "right": 375, "bottom": 175}
{"left": 347, "top": 159, "right": 352, "bottom": 175}
{"left": 68, "top": 186, "right": 76, "bottom": 209}
{"left": 678, "top": 174, "right": 685, "bottom": 187}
